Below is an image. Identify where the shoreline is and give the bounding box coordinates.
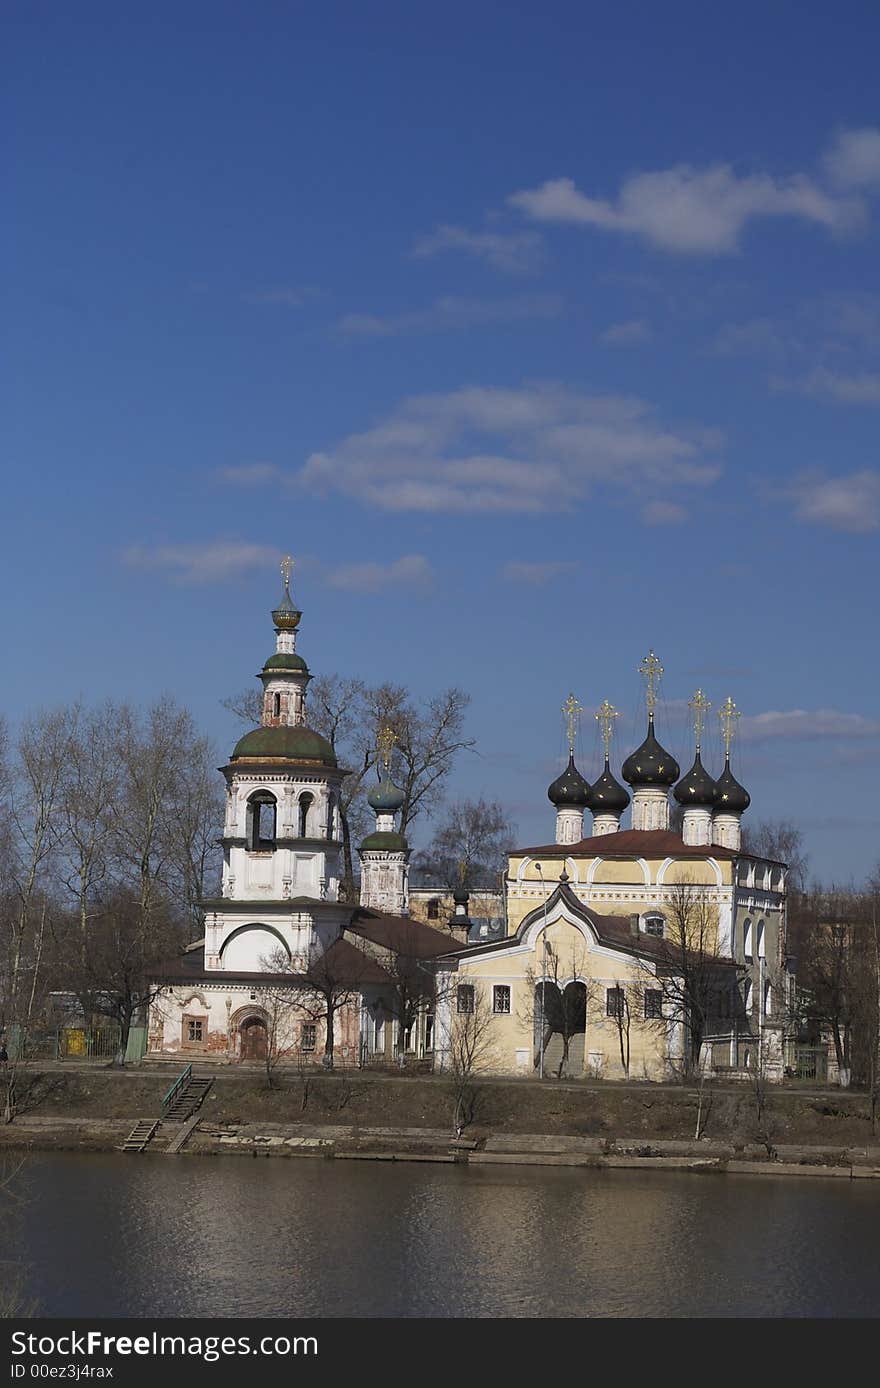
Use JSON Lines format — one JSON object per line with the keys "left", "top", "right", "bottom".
{"left": 3, "top": 1116, "right": 880, "bottom": 1181}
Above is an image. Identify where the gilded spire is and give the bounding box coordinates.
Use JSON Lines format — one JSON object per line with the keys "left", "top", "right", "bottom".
{"left": 595, "top": 699, "right": 620, "bottom": 762}
{"left": 377, "top": 723, "right": 396, "bottom": 773}
{"left": 689, "top": 688, "right": 711, "bottom": 753}
{"left": 562, "top": 692, "right": 582, "bottom": 755}
{"left": 639, "top": 649, "right": 663, "bottom": 718}
{"left": 719, "top": 696, "right": 740, "bottom": 757}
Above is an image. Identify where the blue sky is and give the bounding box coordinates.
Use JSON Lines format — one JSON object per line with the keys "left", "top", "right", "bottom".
{"left": 5, "top": 2, "right": 880, "bottom": 880}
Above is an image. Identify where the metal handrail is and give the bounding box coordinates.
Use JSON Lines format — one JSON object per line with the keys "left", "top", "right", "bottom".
{"left": 161, "top": 1063, "right": 192, "bottom": 1111}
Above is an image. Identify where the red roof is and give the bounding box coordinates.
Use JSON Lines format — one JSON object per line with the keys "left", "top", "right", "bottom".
{"left": 517, "top": 828, "right": 740, "bottom": 860}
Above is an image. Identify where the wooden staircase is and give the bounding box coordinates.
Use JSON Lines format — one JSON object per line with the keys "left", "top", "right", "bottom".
{"left": 122, "top": 1119, "right": 160, "bottom": 1152}
{"left": 122, "top": 1065, "right": 214, "bottom": 1154}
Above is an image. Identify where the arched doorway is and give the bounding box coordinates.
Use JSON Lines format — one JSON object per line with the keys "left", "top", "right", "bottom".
{"left": 239, "top": 1015, "right": 268, "bottom": 1061}
{"left": 534, "top": 979, "right": 587, "bottom": 1077}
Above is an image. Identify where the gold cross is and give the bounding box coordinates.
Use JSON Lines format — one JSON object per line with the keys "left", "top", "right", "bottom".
{"left": 595, "top": 699, "right": 620, "bottom": 760}
{"left": 280, "top": 554, "right": 294, "bottom": 590}
{"left": 562, "top": 692, "right": 582, "bottom": 754}
{"left": 689, "top": 688, "right": 711, "bottom": 752}
{"left": 718, "top": 696, "right": 740, "bottom": 756}
{"left": 377, "top": 723, "right": 396, "bottom": 772}
{"left": 639, "top": 650, "right": 663, "bottom": 716}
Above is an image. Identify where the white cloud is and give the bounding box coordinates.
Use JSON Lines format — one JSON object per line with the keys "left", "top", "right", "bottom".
{"left": 641, "top": 500, "right": 687, "bottom": 526}
{"left": 336, "top": 294, "right": 562, "bottom": 338}
{"left": 601, "top": 319, "right": 651, "bottom": 346}
{"left": 823, "top": 127, "right": 880, "bottom": 188}
{"left": 500, "top": 560, "right": 578, "bottom": 584}
{"left": 789, "top": 470, "right": 880, "bottom": 532}
{"left": 218, "top": 463, "right": 281, "bottom": 485}
{"left": 411, "top": 224, "right": 544, "bottom": 274}
{"left": 508, "top": 165, "right": 863, "bottom": 255}
{"left": 741, "top": 708, "right": 880, "bottom": 742}
{"left": 122, "top": 541, "right": 278, "bottom": 584}
{"left": 327, "top": 554, "right": 433, "bottom": 593}
{"left": 296, "top": 382, "right": 723, "bottom": 514}
{"left": 773, "top": 368, "right": 880, "bottom": 404}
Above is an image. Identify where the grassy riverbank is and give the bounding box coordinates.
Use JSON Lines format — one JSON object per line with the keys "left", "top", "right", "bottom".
{"left": 1, "top": 1063, "right": 877, "bottom": 1149}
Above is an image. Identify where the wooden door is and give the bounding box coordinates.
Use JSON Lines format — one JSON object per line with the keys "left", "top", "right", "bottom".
{"left": 240, "top": 1017, "right": 268, "bottom": 1061}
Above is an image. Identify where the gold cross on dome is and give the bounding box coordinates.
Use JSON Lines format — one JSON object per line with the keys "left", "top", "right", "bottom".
{"left": 639, "top": 650, "right": 663, "bottom": 716}
{"left": 689, "top": 689, "right": 711, "bottom": 752}
{"left": 719, "top": 696, "right": 740, "bottom": 756}
{"left": 562, "top": 692, "right": 582, "bottom": 754}
{"left": 377, "top": 724, "right": 396, "bottom": 772}
{"left": 280, "top": 554, "right": 294, "bottom": 591}
{"left": 595, "top": 699, "right": 620, "bottom": 760}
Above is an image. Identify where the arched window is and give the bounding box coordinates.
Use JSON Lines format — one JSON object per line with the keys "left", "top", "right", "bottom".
{"left": 763, "top": 979, "right": 772, "bottom": 1016}
{"left": 273, "top": 692, "right": 281, "bottom": 719}
{"left": 743, "top": 918, "right": 753, "bottom": 959}
{"left": 744, "top": 979, "right": 753, "bottom": 1015}
{"left": 298, "top": 793, "right": 313, "bottom": 839}
{"left": 326, "top": 794, "right": 336, "bottom": 841}
{"left": 427, "top": 897, "right": 441, "bottom": 920}
{"left": 248, "top": 792, "right": 277, "bottom": 851}
{"left": 756, "top": 920, "right": 765, "bottom": 959}
{"left": 643, "top": 913, "right": 665, "bottom": 938}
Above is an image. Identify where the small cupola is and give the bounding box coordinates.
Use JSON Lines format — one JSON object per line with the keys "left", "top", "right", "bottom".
{"left": 589, "top": 699, "right": 629, "bottom": 836}
{"left": 674, "top": 690, "right": 718, "bottom": 845}
{"left": 712, "top": 697, "right": 750, "bottom": 850}
{"left": 622, "top": 652, "right": 679, "bottom": 830}
{"left": 549, "top": 694, "right": 590, "bottom": 845}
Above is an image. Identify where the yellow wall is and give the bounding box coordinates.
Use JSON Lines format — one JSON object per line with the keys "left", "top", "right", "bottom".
{"left": 453, "top": 914, "right": 671, "bottom": 1080}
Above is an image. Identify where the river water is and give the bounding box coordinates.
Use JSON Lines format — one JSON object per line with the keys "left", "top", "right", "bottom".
{"left": 7, "top": 1153, "right": 880, "bottom": 1317}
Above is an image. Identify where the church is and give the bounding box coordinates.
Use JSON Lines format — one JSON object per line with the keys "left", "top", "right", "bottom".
{"left": 148, "top": 564, "right": 789, "bottom": 1080}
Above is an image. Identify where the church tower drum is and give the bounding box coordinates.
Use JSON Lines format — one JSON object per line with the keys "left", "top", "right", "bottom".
{"left": 358, "top": 727, "right": 410, "bottom": 915}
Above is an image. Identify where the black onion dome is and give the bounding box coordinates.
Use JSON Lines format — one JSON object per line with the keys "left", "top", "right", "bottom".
{"left": 715, "top": 757, "right": 751, "bottom": 814}
{"left": 588, "top": 758, "right": 630, "bottom": 814}
{"left": 621, "top": 716, "right": 680, "bottom": 787}
{"left": 673, "top": 752, "right": 719, "bottom": 807}
{"left": 547, "top": 754, "right": 591, "bottom": 807}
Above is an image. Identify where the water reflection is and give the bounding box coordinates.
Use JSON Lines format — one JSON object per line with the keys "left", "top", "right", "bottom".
{"left": 14, "top": 1154, "right": 880, "bottom": 1318}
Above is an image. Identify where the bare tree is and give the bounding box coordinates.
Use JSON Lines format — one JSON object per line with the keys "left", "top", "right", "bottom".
{"left": 2, "top": 708, "right": 74, "bottom": 1058}
{"left": 59, "top": 887, "right": 186, "bottom": 1066}
{"left": 268, "top": 942, "right": 361, "bottom": 1071}
{"left": 414, "top": 797, "right": 516, "bottom": 892}
{"left": 444, "top": 979, "right": 494, "bottom": 1136}
{"left": 741, "top": 819, "right": 808, "bottom": 894}
{"left": 598, "top": 979, "right": 644, "bottom": 1081}
{"left": 640, "top": 878, "right": 741, "bottom": 1080}
{"left": 792, "top": 886, "right": 860, "bottom": 1085}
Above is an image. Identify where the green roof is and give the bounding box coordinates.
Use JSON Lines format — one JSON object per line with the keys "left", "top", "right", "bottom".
{"left": 231, "top": 725, "right": 337, "bottom": 765}
{"left": 359, "top": 830, "right": 408, "bottom": 853}
{"left": 261, "top": 652, "right": 309, "bottom": 673}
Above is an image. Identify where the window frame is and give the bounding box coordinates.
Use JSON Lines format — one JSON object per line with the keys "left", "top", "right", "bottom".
{"left": 493, "top": 985, "right": 511, "bottom": 1015}
{"left": 456, "top": 984, "right": 475, "bottom": 1015}
{"left": 643, "top": 989, "right": 663, "bottom": 1021}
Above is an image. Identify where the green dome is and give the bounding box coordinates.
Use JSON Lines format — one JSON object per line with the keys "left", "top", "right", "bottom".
{"left": 359, "top": 830, "right": 408, "bottom": 853}
{"left": 261, "top": 652, "right": 309, "bottom": 673}
{"left": 231, "top": 725, "right": 337, "bottom": 765}
{"left": 367, "top": 773, "right": 405, "bottom": 813}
